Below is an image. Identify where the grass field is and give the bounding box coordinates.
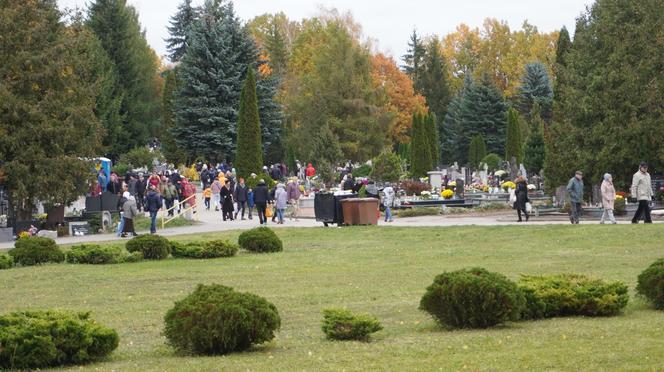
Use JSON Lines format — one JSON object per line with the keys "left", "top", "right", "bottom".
{"left": 1, "top": 225, "right": 663, "bottom": 371}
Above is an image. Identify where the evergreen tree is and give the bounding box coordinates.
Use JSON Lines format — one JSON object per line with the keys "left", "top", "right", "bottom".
{"left": 257, "top": 74, "right": 284, "bottom": 163}
{"left": 1, "top": 1, "right": 104, "bottom": 218}
{"left": 235, "top": 69, "right": 263, "bottom": 178}
{"left": 161, "top": 68, "right": 187, "bottom": 164}
{"left": 410, "top": 112, "right": 432, "bottom": 178}
{"left": 401, "top": 29, "right": 426, "bottom": 92}
{"left": 516, "top": 62, "right": 553, "bottom": 121}
{"left": 87, "top": 0, "right": 161, "bottom": 159}
{"left": 441, "top": 75, "right": 473, "bottom": 164}
{"left": 425, "top": 112, "right": 440, "bottom": 168}
{"left": 552, "top": 26, "right": 572, "bottom": 119}
{"left": 524, "top": 104, "right": 545, "bottom": 175}
{"left": 264, "top": 23, "right": 288, "bottom": 78}
{"left": 165, "top": 0, "right": 199, "bottom": 63}
{"left": 420, "top": 38, "right": 451, "bottom": 160}
{"left": 468, "top": 135, "right": 487, "bottom": 170}
{"left": 505, "top": 108, "right": 523, "bottom": 164}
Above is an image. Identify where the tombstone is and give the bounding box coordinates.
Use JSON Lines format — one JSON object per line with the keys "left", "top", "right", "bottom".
{"left": 428, "top": 171, "right": 445, "bottom": 189}
{"left": 519, "top": 164, "right": 528, "bottom": 179}
{"left": 463, "top": 167, "right": 471, "bottom": 185}
{"left": 555, "top": 186, "right": 567, "bottom": 207}
{"left": 455, "top": 178, "right": 465, "bottom": 198}
{"left": 37, "top": 230, "right": 58, "bottom": 239}
{"left": 592, "top": 184, "right": 601, "bottom": 206}
{"left": 69, "top": 221, "right": 91, "bottom": 236}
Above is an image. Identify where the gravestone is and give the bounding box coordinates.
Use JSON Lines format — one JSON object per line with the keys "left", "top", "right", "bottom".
{"left": 37, "top": 230, "right": 58, "bottom": 239}
{"left": 69, "top": 221, "right": 91, "bottom": 236}
{"left": 428, "top": 171, "right": 445, "bottom": 189}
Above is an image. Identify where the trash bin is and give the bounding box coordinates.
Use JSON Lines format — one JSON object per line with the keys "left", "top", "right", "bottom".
{"left": 356, "top": 198, "right": 379, "bottom": 225}
{"left": 340, "top": 199, "right": 359, "bottom": 226}
{"left": 315, "top": 192, "right": 357, "bottom": 226}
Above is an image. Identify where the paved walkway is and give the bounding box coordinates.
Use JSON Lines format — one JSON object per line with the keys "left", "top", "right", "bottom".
{"left": 2, "top": 204, "right": 655, "bottom": 249}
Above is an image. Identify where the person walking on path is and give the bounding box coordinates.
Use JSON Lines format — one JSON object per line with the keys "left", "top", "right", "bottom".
{"left": 514, "top": 176, "right": 529, "bottom": 222}
{"left": 220, "top": 181, "right": 234, "bottom": 221}
{"left": 600, "top": 173, "right": 617, "bottom": 224}
{"left": 253, "top": 179, "right": 271, "bottom": 225}
{"left": 211, "top": 178, "right": 222, "bottom": 211}
{"left": 631, "top": 162, "right": 654, "bottom": 224}
{"left": 382, "top": 183, "right": 395, "bottom": 223}
{"left": 203, "top": 187, "right": 212, "bottom": 211}
{"left": 163, "top": 180, "right": 177, "bottom": 217}
{"left": 121, "top": 195, "right": 139, "bottom": 237}
{"left": 286, "top": 178, "right": 301, "bottom": 221}
{"left": 116, "top": 191, "right": 129, "bottom": 236}
{"left": 234, "top": 178, "right": 249, "bottom": 220}
{"left": 566, "top": 171, "right": 584, "bottom": 224}
{"left": 274, "top": 183, "right": 288, "bottom": 224}
{"left": 247, "top": 188, "right": 255, "bottom": 220}
{"left": 146, "top": 185, "right": 162, "bottom": 234}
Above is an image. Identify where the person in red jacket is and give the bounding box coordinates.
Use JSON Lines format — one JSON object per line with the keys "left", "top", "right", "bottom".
{"left": 305, "top": 163, "right": 316, "bottom": 178}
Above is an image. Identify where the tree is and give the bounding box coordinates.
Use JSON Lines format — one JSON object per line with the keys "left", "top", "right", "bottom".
{"left": 420, "top": 38, "right": 451, "bottom": 159}
{"left": 401, "top": 29, "right": 426, "bottom": 91}
{"left": 516, "top": 62, "right": 553, "bottom": 121}
{"left": 165, "top": 0, "right": 199, "bottom": 63}
{"left": 410, "top": 112, "right": 432, "bottom": 178}
{"left": 161, "top": 68, "right": 187, "bottom": 164}
{"left": 0, "top": 1, "right": 104, "bottom": 218}
{"left": 481, "top": 153, "right": 502, "bottom": 171}
{"left": 87, "top": 0, "right": 162, "bottom": 159}
{"left": 468, "top": 135, "right": 487, "bottom": 170}
{"left": 370, "top": 152, "right": 403, "bottom": 182}
{"left": 441, "top": 76, "right": 473, "bottom": 164}
{"left": 552, "top": 26, "right": 572, "bottom": 117}
{"left": 505, "top": 108, "right": 523, "bottom": 164}
{"left": 425, "top": 112, "right": 440, "bottom": 168}
{"left": 524, "top": 105, "right": 545, "bottom": 174}
{"left": 235, "top": 69, "right": 264, "bottom": 179}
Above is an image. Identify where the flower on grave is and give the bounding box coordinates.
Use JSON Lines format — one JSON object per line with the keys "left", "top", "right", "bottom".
{"left": 448, "top": 181, "right": 457, "bottom": 187}
{"left": 494, "top": 170, "right": 507, "bottom": 177}
{"left": 527, "top": 184, "right": 536, "bottom": 190}
{"left": 615, "top": 194, "right": 624, "bottom": 200}
{"left": 442, "top": 189, "right": 454, "bottom": 199}
{"left": 501, "top": 181, "right": 516, "bottom": 190}
{"left": 18, "top": 231, "right": 30, "bottom": 239}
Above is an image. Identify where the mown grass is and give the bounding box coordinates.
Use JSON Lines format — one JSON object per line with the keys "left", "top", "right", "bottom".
{"left": 1, "top": 225, "right": 664, "bottom": 371}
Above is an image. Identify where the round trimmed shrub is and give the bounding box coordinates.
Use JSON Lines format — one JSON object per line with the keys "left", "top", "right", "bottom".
{"left": 238, "top": 227, "right": 283, "bottom": 253}
{"left": 9, "top": 237, "right": 65, "bottom": 266}
{"left": 637, "top": 258, "right": 664, "bottom": 310}
{"left": 164, "top": 284, "right": 281, "bottom": 355}
{"left": 0, "top": 253, "right": 13, "bottom": 270}
{"left": 0, "top": 310, "right": 119, "bottom": 369}
{"left": 518, "top": 274, "right": 629, "bottom": 318}
{"left": 122, "top": 251, "right": 144, "bottom": 263}
{"left": 321, "top": 308, "right": 383, "bottom": 341}
{"left": 419, "top": 268, "right": 525, "bottom": 329}
{"left": 125, "top": 234, "right": 171, "bottom": 260}
{"left": 66, "top": 244, "right": 124, "bottom": 264}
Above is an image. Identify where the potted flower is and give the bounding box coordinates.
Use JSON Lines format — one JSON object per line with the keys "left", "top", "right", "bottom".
{"left": 441, "top": 189, "right": 454, "bottom": 200}
{"left": 615, "top": 194, "right": 627, "bottom": 215}
{"left": 501, "top": 181, "right": 516, "bottom": 191}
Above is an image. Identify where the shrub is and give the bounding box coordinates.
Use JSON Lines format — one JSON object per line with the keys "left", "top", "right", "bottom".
{"left": 518, "top": 274, "right": 629, "bottom": 319}
{"left": 238, "top": 227, "right": 283, "bottom": 253}
{"left": 397, "top": 207, "right": 441, "bottom": 218}
{"left": 371, "top": 152, "right": 403, "bottom": 182}
{"left": 321, "top": 308, "right": 383, "bottom": 341}
{"left": 123, "top": 251, "right": 144, "bottom": 263}
{"left": 164, "top": 284, "right": 280, "bottom": 355}
{"left": 353, "top": 164, "right": 373, "bottom": 178}
{"left": 636, "top": 258, "right": 664, "bottom": 310}
{"left": 481, "top": 153, "right": 501, "bottom": 171}
{"left": 125, "top": 234, "right": 171, "bottom": 260}
{"left": 9, "top": 237, "right": 65, "bottom": 266}
{"left": 0, "top": 310, "right": 119, "bottom": 369}
{"left": 171, "top": 240, "right": 239, "bottom": 259}
{"left": 401, "top": 181, "right": 431, "bottom": 196}
{"left": 66, "top": 244, "right": 125, "bottom": 264}
{"left": 419, "top": 268, "right": 525, "bottom": 329}
{"left": 0, "top": 253, "right": 13, "bottom": 269}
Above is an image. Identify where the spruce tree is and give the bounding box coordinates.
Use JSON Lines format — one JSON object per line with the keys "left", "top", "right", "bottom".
{"left": 87, "top": 0, "right": 161, "bottom": 159}
{"left": 165, "top": 0, "right": 199, "bottom": 63}
{"left": 401, "top": 29, "right": 426, "bottom": 92}
{"left": 524, "top": 105, "right": 545, "bottom": 175}
{"left": 425, "top": 112, "right": 440, "bottom": 169}
{"left": 235, "top": 69, "right": 263, "bottom": 178}
{"left": 505, "top": 108, "right": 523, "bottom": 164}
{"left": 421, "top": 38, "right": 451, "bottom": 163}
{"left": 516, "top": 62, "right": 553, "bottom": 122}
{"left": 410, "top": 112, "right": 432, "bottom": 178}
{"left": 468, "top": 135, "right": 487, "bottom": 169}
{"left": 161, "top": 68, "right": 187, "bottom": 165}
{"left": 441, "top": 75, "right": 473, "bottom": 164}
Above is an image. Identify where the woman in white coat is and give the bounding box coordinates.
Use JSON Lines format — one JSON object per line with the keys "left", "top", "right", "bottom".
{"left": 600, "top": 173, "right": 617, "bottom": 224}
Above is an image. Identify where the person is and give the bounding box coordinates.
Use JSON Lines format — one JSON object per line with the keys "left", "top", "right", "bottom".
{"left": 270, "top": 182, "right": 278, "bottom": 223}
{"left": 286, "top": 178, "right": 301, "bottom": 221}
{"left": 136, "top": 173, "right": 146, "bottom": 211}
{"left": 630, "top": 162, "right": 654, "bottom": 224}
{"left": 343, "top": 174, "right": 354, "bottom": 191}
{"left": 220, "top": 181, "right": 234, "bottom": 221}
{"left": 306, "top": 163, "right": 316, "bottom": 178}
{"left": 247, "top": 187, "right": 255, "bottom": 220}
{"left": 234, "top": 178, "right": 248, "bottom": 220}
{"left": 211, "top": 177, "right": 222, "bottom": 211}
{"left": 566, "top": 171, "right": 584, "bottom": 224}
{"left": 200, "top": 165, "right": 210, "bottom": 190}
{"left": 121, "top": 195, "right": 139, "bottom": 238}
{"left": 514, "top": 176, "right": 529, "bottom": 222}
{"left": 253, "top": 179, "right": 271, "bottom": 225}
{"left": 116, "top": 191, "right": 129, "bottom": 236}
{"left": 600, "top": 173, "right": 617, "bottom": 224}
{"left": 107, "top": 173, "right": 122, "bottom": 194}
{"left": 146, "top": 185, "right": 162, "bottom": 234}
{"left": 128, "top": 174, "right": 138, "bottom": 198}
{"left": 97, "top": 171, "right": 107, "bottom": 192}
{"left": 274, "top": 183, "right": 288, "bottom": 224}
{"left": 203, "top": 187, "right": 212, "bottom": 211}
{"left": 163, "top": 180, "right": 177, "bottom": 217}
{"left": 382, "top": 183, "right": 395, "bottom": 223}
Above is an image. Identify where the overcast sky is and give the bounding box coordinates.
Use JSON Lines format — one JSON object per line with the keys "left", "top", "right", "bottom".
{"left": 58, "top": 0, "right": 593, "bottom": 62}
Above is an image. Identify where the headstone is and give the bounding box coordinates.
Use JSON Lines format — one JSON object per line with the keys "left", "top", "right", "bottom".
{"left": 37, "top": 230, "right": 58, "bottom": 239}
{"left": 519, "top": 164, "right": 528, "bottom": 179}
{"left": 555, "top": 186, "right": 567, "bottom": 207}
{"left": 428, "top": 171, "right": 445, "bottom": 189}
{"left": 0, "top": 227, "right": 13, "bottom": 242}
{"left": 479, "top": 170, "right": 488, "bottom": 185}
{"left": 69, "top": 221, "right": 91, "bottom": 236}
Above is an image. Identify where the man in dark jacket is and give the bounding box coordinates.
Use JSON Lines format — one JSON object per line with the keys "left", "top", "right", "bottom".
{"left": 146, "top": 185, "right": 162, "bottom": 234}
{"left": 343, "top": 174, "right": 354, "bottom": 191}
{"left": 566, "top": 170, "right": 584, "bottom": 224}
{"left": 253, "top": 180, "right": 271, "bottom": 225}
{"left": 234, "top": 177, "right": 249, "bottom": 220}
{"left": 136, "top": 174, "right": 146, "bottom": 211}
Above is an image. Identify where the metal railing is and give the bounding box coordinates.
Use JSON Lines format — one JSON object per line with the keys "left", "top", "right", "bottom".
{"left": 161, "top": 194, "right": 198, "bottom": 229}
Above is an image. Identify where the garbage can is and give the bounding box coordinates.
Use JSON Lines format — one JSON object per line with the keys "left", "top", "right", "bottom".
{"left": 356, "top": 198, "right": 379, "bottom": 225}
{"left": 340, "top": 199, "right": 360, "bottom": 226}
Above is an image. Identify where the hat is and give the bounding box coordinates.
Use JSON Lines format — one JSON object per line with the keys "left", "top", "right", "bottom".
{"left": 123, "top": 191, "right": 130, "bottom": 198}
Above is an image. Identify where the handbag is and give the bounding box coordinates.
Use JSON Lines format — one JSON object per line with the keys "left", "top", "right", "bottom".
{"left": 265, "top": 205, "right": 274, "bottom": 217}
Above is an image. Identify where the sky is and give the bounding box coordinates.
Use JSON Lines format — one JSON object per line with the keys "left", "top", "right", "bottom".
{"left": 57, "top": 0, "right": 593, "bottom": 62}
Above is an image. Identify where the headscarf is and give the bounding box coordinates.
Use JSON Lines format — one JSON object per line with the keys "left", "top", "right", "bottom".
{"left": 604, "top": 173, "right": 612, "bottom": 181}
{"left": 122, "top": 191, "right": 130, "bottom": 198}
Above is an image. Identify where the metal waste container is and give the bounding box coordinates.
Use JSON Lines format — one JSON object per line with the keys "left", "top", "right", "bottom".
{"left": 340, "top": 198, "right": 379, "bottom": 225}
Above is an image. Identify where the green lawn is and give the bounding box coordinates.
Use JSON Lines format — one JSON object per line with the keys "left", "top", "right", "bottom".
{"left": 1, "top": 225, "right": 663, "bottom": 371}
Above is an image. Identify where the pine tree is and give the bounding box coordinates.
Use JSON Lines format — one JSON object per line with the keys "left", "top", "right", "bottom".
{"left": 410, "top": 112, "right": 432, "bottom": 178}
{"left": 524, "top": 104, "right": 546, "bottom": 175}
{"left": 516, "top": 62, "right": 553, "bottom": 122}
{"left": 87, "top": 0, "right": 161, "bottom": 159}
{"left": 425, "top": 112, "right": 440, "bottom": 168}
{"left": 468, "top": 135, "right": 487, "bottom": 170}
{"left": 420, "top": 38, "right": 451, "bottom": 162}
{"left": 505, "top": 108, "right": 523, "bottom": 164}
{"left": 235, "top": 69, "right": 263, "bottom": 178}
{"left": 1, "top": 1, "right": 104, "bottom": 218}
{"left": 161, "top": 68, "right": 187, "bottom": 164}
{"left": 165, "top": 0, "right": 199, "bottom": 63}
{"left": 265, "top": 23, "right": 288, "bottom": 78}
{"left": 552, "top": 26, "right": 572, "bottom": 118}
{"left": 257, "top": 74, "right": 284, "bottom": 163}
{"left": 401, "top": 29, "right": 426, "bottom": 92}
{"left": 441, "top": 75, "right": 473, "bottom": 164}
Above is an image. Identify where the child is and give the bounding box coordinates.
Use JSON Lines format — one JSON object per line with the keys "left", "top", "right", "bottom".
{"left": 203, "top": 187, "right": 212, "bottom": 211}
{"left": 247, "top": 188, "right": 254, "bottom": 220}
